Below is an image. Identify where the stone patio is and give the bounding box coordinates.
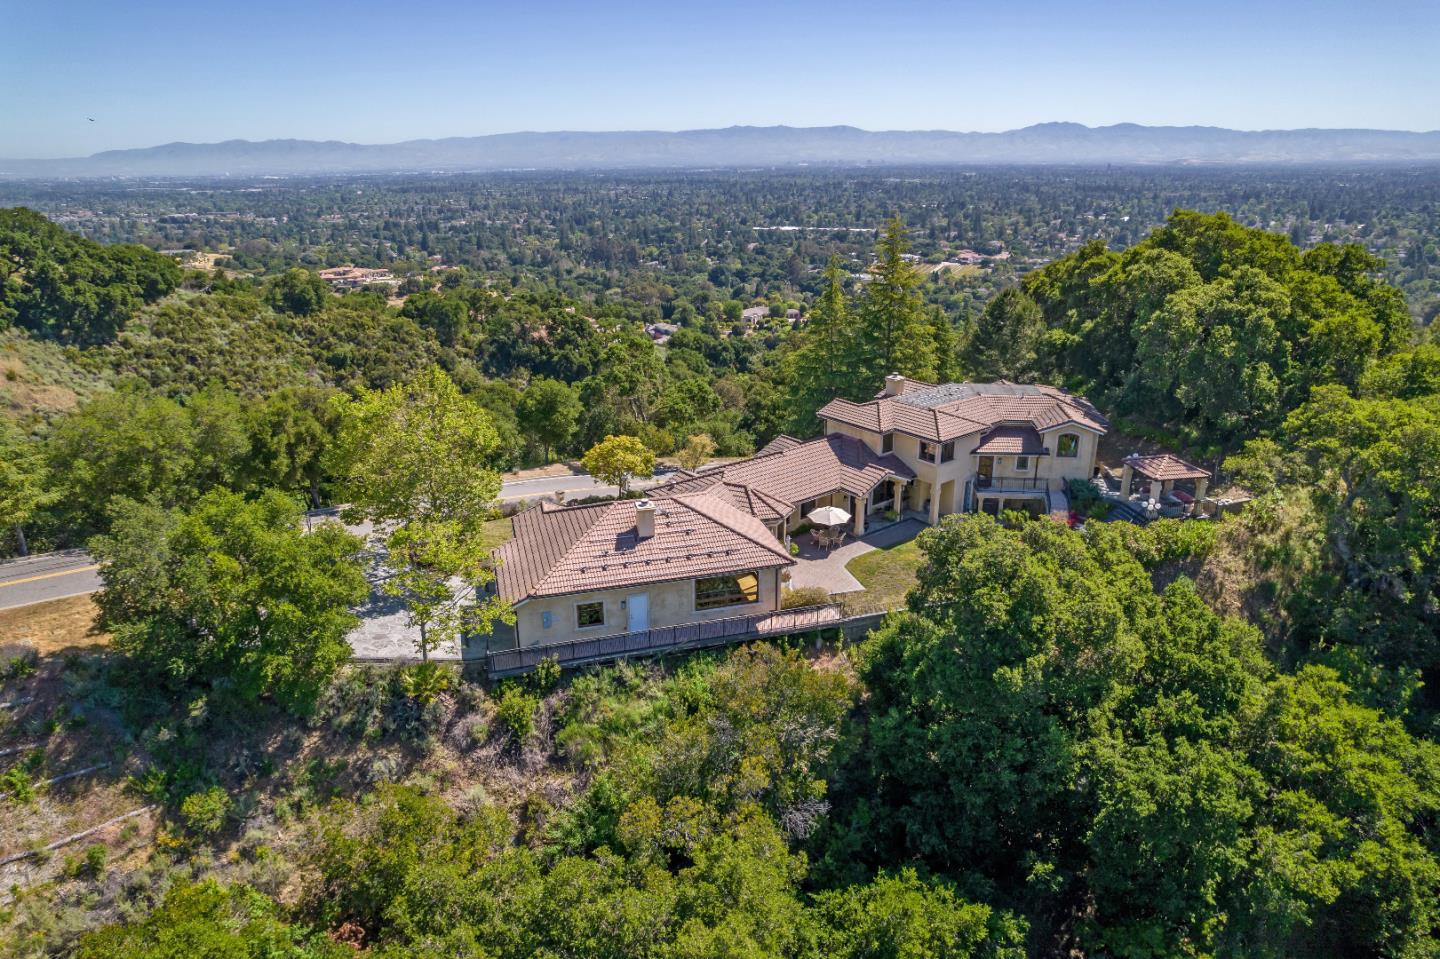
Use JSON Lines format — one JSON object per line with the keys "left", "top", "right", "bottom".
{"left": 786, "top": 519, "right": 925, "bottom": 596}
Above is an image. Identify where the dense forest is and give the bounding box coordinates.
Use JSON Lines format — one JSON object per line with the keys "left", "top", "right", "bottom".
{"left": 1, "top": 171, "right": 1438, "bottom": 957}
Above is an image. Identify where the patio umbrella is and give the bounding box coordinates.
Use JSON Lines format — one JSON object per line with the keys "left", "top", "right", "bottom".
{"left": 806, "top": 505, "right": 852, "bottom": 527}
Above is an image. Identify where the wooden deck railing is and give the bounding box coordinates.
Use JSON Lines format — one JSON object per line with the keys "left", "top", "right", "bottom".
{"left": 484, "top": 604, "right": 844, "bottom": 676}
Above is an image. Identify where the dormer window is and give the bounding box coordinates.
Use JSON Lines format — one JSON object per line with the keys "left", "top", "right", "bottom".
{"left": 1057, "top": 433, "right": 1080, "bottom": 458}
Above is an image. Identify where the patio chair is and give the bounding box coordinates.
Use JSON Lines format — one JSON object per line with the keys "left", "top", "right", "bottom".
{"left": 809, "top": 529, "right": 823, "bottom": 548}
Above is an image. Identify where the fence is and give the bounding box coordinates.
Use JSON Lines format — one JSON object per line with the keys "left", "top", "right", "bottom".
{"left": 484, "top": 604, "right": 845, "bottom": 676}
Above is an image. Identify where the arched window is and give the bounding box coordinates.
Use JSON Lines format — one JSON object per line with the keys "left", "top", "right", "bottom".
{"left": 1056, "top": 433, "right": 1080, "bottom": 458}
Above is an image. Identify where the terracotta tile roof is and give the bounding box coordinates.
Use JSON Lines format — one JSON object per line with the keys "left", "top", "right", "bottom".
{"left": 1123, "top": 453, "right": 1210, "bottom": 482}
{"left": 755, "top": 434, "right": 805, "bottom": 457}
{"left": 495, "top": 494, "right": 793, "bottom": 602}
{"left": 972, "top": 426, "right": 1047, "bottom": 456}
{"left": 650, "top": 434, "right": 915, "bottom": 521}
{"left": 820, "top": 380, "right": 1107, "bottom": 442}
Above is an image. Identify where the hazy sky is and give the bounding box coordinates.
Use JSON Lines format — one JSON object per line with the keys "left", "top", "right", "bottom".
{"left": 5, "top": 0, "right": 1438, "bottom": 157}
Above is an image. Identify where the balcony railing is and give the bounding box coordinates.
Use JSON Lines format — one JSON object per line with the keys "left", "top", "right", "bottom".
{"left": 484, "top": 604, "right": 844, "bottom": 676}
{"left": 974, "top": 474, "right": 1050, "bottom": 492}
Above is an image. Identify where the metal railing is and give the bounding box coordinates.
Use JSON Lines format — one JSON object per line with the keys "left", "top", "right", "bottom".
{"left": 974, "top": 474, "right": 1051, "bottom": 492}
{"left": 484, "top": 604, "right": 844, "bottom": 676}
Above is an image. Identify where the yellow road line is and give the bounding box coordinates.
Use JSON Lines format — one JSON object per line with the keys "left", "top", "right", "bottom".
{"left": 0, "top": 565, "right": 99, "bottom": 589}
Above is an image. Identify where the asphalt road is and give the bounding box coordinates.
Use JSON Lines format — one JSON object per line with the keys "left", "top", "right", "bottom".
{"left": 0, "top": 466, "right": 674, "bottom": 624}
{"left": 0, "top": 549, "right": 103, "bottom": 612}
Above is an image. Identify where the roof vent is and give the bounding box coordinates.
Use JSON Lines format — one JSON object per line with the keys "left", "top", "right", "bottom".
{"left": 634, "top": 500, "right": 656, "bottom": 540}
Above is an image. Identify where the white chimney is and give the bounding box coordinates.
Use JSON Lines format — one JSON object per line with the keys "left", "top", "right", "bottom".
{"left": 884, "top": 373, "right": 906, "bottom": 396}
{"left": 634, "top": 500, "right": 656, "bottom": 539}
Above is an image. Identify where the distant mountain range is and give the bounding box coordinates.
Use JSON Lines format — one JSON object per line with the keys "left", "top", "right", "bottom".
{"left": 6, "top": 123, "right": 1440, "bottom": 178}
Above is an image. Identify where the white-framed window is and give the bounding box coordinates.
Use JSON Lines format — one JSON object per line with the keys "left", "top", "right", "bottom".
{"left": 695, "top": 572, "right": 761, "bottom": 610}
{"left": 1057, "top": 433, "right": 1080, "bottom": 458}
{"left": 576, "top": 601, "right": 605, "bottom": 628}
{"left": 1016, "top": 455, "right": 1030, "bottom": 471}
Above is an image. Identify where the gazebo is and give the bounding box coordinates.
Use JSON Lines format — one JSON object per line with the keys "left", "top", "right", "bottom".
{"left": 1120, "top": 453, "right": 1211, "bottom": 505}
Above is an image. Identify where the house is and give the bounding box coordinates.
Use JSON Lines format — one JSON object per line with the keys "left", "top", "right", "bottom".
{"left": 644, "top": 322, "right": 679, "bottom": 344}
{"left": 492, "top": 494, "right": 798, "bottom": 652}
{"left": 489, "top": 376, "right": 1111, "bottom": 657}
{"left": 317, "top": 265, "right": 395, "bottom": 290}
{"left": 815, "top": 375, "right": 1108, "bottom": 523}
{"left": 740, "top": 305, "right": 770, "bottom": 325}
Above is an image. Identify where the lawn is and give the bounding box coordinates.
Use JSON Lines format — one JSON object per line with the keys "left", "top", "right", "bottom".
{"left": 480, "top": 515, "right": 515, "bottom": 550}
{"left": 843, "top": 538, "right": 925, "bottom": 614}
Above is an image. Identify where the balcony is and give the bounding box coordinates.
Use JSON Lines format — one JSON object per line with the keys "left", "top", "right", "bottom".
{"left": 484, "top": 604, "right": 844, "bottom": 676}
{"left": 973, "top": 474, "right": 1051, "bottom": 493}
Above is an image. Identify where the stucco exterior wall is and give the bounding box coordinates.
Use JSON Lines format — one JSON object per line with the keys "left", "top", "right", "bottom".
{"left": 513, "top": 566, "right": 784, "bottom": 648}
{"left": 822, "top": 421, "right": 1100, "bottom": 516}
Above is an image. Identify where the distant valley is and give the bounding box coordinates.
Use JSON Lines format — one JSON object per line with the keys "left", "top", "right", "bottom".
{"left": 5, "top": 122, "right": 1440, "bottom": 178}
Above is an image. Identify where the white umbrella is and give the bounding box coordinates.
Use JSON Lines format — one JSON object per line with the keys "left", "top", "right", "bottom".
{"left": 807, "top": 505, "right": 852, "bottom": 527}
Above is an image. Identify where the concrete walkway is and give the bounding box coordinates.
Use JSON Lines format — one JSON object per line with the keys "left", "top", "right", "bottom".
{"left": 787, "top": 520, "right": 925, "bottom": 596}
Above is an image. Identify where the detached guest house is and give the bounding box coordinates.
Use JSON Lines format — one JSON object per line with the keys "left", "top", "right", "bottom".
{"left": 490, "top": 377, "right": 1111, "bottom": 659}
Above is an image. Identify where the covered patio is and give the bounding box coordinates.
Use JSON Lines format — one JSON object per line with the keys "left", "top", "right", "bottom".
{"left": 1119, "top": 453, "right": 1211, "bottom": 518}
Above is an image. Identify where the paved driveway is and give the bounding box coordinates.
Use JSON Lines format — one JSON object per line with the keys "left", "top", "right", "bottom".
{"left": 786, "top": 520, "right": 924, "bottom": 597}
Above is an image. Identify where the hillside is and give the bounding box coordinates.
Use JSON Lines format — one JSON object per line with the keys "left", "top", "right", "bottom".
{"left": 6, "top": 123, "right": 1440, "bottom": 178}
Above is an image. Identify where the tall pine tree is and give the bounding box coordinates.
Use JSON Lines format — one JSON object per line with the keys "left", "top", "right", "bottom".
{"left": 857, "top": 218, "right": 936, "bottom": 388}
{"left": 785, "top": 257, "right": 865, "bottom": 432}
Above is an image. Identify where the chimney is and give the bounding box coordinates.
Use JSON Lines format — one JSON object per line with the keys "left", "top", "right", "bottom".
{"left": 634, "top": 500, "right": 656, "bottom": 540}
{"left": 884, "top": 373, "right": 906, "bottom": 396}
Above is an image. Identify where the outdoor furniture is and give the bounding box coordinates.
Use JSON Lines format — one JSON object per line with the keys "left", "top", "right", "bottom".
{"left": 806, "top": 505, "right": 852, "bottom": 528}
{"left": 809, "top": 529, "right": 823, "bottom": 548}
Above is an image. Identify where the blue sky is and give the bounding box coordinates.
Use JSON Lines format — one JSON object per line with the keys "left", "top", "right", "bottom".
{"left": 5, "top": 0, "right": 1437, "bottom": 157}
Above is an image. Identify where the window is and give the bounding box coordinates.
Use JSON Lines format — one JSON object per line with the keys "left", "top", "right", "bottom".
{"left": 576, "top": 601, "right": 605, "bottom": 628}
{"left": 881, "top": 432, "right": 894, "bottom": 453}
{"left": 920, "top": 441, "right": 935, "bottom": 462}
{"left": 1015, "top": 455, "right": 1030, "bottom": 471}
{"left": 940, "top": 441, "right": 955, "bottom": 463}
{"left": 695, "top": 572, "right": 761, "bottom": 610}
{"left": 1057, "top": 433, "right": 1080, "bottom": 458}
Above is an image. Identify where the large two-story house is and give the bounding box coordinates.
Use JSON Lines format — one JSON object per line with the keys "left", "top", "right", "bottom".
{"left": 816, "top": 375, "right": 1109, "bottom": 525}
{"left": 488, "top": 377, "right": 1108, "bottom": 657}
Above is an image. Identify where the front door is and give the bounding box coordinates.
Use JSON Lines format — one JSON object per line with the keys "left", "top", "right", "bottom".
{"left": 977, "top": 456, "right": 994, "bottom": 487}
{"left": 626, "top": 593, "right": 649, "bottom": 632}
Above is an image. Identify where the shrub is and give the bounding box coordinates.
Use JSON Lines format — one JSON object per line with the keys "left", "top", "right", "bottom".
{"left": 529, "top": 655, "right": 562, "bottom": 694}
{"left": 399, "top": 661, "right": 453, "bottom": 705}
{"left": 64, "top": 844, "right": 107, "bottom": 880}
{"left": 1, "top": 765, "right": 36, "bottom": 803}
{"left": 496, "top": 686, "right": 540, "bottom": 741}
{"left": 1, "top": 649, "right": 38, "bottom": 682}
{"left": 782, "top": 586, "right": 832, "bottom": 609}
{"left": 179, "top": 786, "right": 231, "bottom": 836}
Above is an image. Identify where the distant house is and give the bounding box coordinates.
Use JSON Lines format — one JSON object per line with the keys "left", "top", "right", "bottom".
{"left": 785, "top": 308, "right": 802, "bottom": 322}
{"left": 318, "top": 265, "right": 396, "bottom": 290}
{"left": 645, "top": 322, "right": 679, "bottom": 344}
{"left": 740, "top": 305, "right": 769, "bottom": 325}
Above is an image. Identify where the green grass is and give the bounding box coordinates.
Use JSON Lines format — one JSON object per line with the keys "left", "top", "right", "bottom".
{"left": 843, "top": 538, "right": 925, "bottom": 614}
{"left": 479, "top": 515, "right": 515, "bottom": 551}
